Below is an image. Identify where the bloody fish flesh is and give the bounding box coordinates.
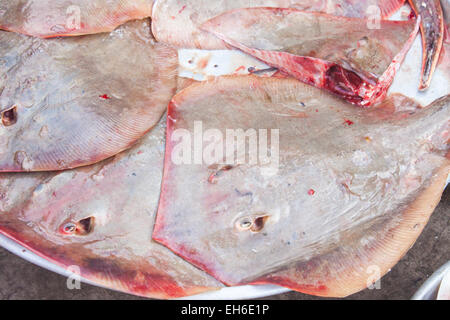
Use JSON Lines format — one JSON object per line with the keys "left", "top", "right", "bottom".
{"left": 202, "top": 8, "right": 419, "bottom": 106}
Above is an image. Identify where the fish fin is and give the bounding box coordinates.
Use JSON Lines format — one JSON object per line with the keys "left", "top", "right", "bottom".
{"left": 0, "top": 21, "right": 177, "bottom": 172}
{"left": 0, "top": 1, "right": 153, "bottom": 38}
{"left": 252, "top": 160, "right": 449, "bottom": 297}
{"left": 0, "top": 225, "right": 218, "bottom": 299}
{"left": 380, "top": 0, "right": 407, "bottom": 18}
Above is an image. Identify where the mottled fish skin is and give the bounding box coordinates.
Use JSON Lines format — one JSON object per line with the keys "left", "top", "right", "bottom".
{"left": 0, "top": 19, "right": 177, "bottom": 172}
{"left": 408, "top": 0, "right": 445, "bottom": 90}
{"left": 0, "top": 116, "right": 223, "bottom": 299}
{"left": 441, "top": 0, "right": 450, "bottom": 41}
{"left": 202, "top": 8, "right": 419, "bottom": 106}
{"left": 151, "top": 0, "right": 406, "bottom": 49}
{"left": 443, "top": 0, "right": 450, "bottom": 20}
{"left": 0, "top": 0, "right": 153, "bottom": 38}
{"left": 153, "top": 76, "right": 449, "bottom": 297}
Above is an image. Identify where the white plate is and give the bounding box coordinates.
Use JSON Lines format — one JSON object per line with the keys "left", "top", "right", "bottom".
{"left": 1, "top": 5, "right": 449, "bottom": 300}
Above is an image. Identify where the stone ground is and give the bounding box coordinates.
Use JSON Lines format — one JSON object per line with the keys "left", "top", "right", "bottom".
{"left": 0, "top": 188, "right": 448, "bottom": 300}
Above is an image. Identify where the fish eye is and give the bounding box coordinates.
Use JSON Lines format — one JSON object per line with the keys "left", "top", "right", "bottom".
{"left": 59, "top": 216, "right": 95, "bottom": 236}
{"left": 236, "top": 217, "right": 253, "bottom": 230}
{"left": 61, "top": 222, "right": 77, "bottom": 235}
{"left": 235, "top": 214, "right": 269, "bottom": 232}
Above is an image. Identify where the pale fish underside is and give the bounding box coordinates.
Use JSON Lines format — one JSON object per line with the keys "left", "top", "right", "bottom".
{"left": 153, "top": 76, "right": 449, "bottom": 297}
{"left": 0, "top": 0, "right": 154, "bottom": 38}
{"left": 0, "top": 116, "right": 223, "bottom": 299}
{"left": 0, "top": 19, "right": 177, "bottom": 172}
{"left": 151, "top": 0, "right": 407, "bottom": 49}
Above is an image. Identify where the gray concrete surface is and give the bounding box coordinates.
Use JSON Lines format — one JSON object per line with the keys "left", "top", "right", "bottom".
{"left": 0, "top": 188, "right": 448, "bottom": 300}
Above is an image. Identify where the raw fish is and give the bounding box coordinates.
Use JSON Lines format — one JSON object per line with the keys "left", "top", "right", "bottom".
{"left": 0, "top": 117, "right": 223, "bottom": 299}
{"left": 202, "top": 8, "right": 419, "bottom": 105}
{"left": 408, "top": 0, "right": 445, "bottom": 89}
{"left": 151, "top": 0, "right": 406, "bottom": 49}
{"left": 0, "top": 20, "right": 177, "bottom": 172}
{"left": 153, "top": 76, "right": 449, "bottom": 297}
{"left": 0, "top": 0, "right": 153, "bottom": 38}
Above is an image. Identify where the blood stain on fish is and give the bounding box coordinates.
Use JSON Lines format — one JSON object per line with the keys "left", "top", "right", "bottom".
{"left": 99, "top": 94, "right": 112, "bottom": 100}
{"left": 344, "top": 119, "right": 355, "bottom": 126}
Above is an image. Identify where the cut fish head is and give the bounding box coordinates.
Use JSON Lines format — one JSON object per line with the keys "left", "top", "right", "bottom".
{"left": 201, "top": 7, "right": 419, "bottom": 106}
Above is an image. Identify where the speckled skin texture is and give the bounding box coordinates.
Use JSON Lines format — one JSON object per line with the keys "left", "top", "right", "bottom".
{"left": 0, "top": 187, "right": 447, "bottom": 300}
{"left": 0, "top": 0, "right": 153, "bottom": 37}
{"left": 408, "top": 0, "right": 445, "bottom": 89}
{"left": 151, "top": 0, "right": 406, "bottom": 49}
{"left": 151, "top": 76, "right": 448, "bottom": 297}
{"left": 0, "top": 19, "right": 177, "bottom": 172}
{"left": 0, "top": 116, "right": 222, "bottom": 299}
